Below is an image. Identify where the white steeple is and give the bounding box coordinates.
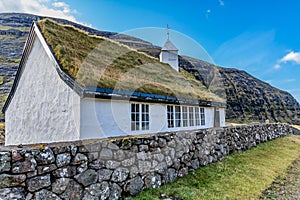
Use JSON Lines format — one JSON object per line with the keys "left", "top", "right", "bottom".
{"left": 160, "top": 25, "right": 179, "bottom": 71}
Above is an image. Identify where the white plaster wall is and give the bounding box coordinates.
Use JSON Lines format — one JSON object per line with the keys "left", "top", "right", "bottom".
{"left": 219, "top": 108, "right": 226, "bottom": 127}
{"left": 80, "top": 99, "right": 215, "bottom": 139}
{"left": 5, "top": 36, "right": 80, "bottom": 145}
{"left": 80, "top": 100, "right": 167, "bottom": 139}
{"left": 160, "top": 51, "right": 179, "bottom": 71}
{"left": 205, "top": 107, "right": 215, "bottom": 128}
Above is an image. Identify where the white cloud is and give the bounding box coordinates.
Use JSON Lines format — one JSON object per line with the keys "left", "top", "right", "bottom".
{"left": 219, "top": 0, "right": 225, "bottom": 6}
{"left": 0, "top": 0, "right": 77, "bottom": 22}
{"left": 273, "top": 63, "right": 281, "bottom": 70}
{"left": 52, "top": 1, "right": 71, "bottom": 14}
{"left": 273, "top": 51, "right": 300, "bottom": 70}
{"left": 280, "top": 51, "right": 300, "bottom": 64}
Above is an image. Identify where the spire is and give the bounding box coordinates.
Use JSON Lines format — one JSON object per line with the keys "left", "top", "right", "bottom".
{"left": 160, "top": 24, "right": 179, "bottom": 71}
{"left": 166, "top": 24, "right": 170, "bottom": 40}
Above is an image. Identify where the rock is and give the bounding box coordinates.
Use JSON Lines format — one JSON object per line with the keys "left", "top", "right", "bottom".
{"left": 125, "top": 176, "right": 144, "bottom": 196}
{"left": 75, "top": 169, "right": 98, "bottom": 186}
{"left": 34, "top": 189, "right": 61, "bottom": 200}
{"left": 139, "top": 145, "right": 149, "bottom": 152}
{"left": 111, "top": 168, "right": 129, "bottom": 182}
{"left": 72, "top": 153, "right": 88, "bottom": 165}
{"left": 98, "top": 168, "right": 113, "bottom": 181}
{"left": 0, "top": 174, "right": 26, "bottom": 188}
{"left": 37, "top": 164, "right": 57, "bottom": 175}
{"left": 77, "top": 162, "right": 88, "bottom": 173}
{"left": 52, "top": 178, "right": 70, "bottom": 194}
{"left": 12, "top": 153, "right": 36, "bottom": 173}
{"left": 25, "top": 193, "right": 34, "bottom": 200}
{"left": 106, "top": 160, "right": 121, "bottom": 169}
{"left": 191, "top": 159, "right": 200, "bottom": 169}
{"left": 158, "top": 138, "right": 167, "bottom": 147}
{"left": 121, "top": 157, "right": 135, "bottom": 167}
{"left": 60, "top": 180, "right": 83, "bottom": 200}
{"left": 0, "top": 152, "right": 11, "bottom": 173}
{"left": 138, "top": 160, "right": 151, "bottom": 173}
{"left": 56, "top": 153, "right": 71, "bottom": 167}
{"left": 84, "top": 182, "right": 110, "bottom": 199}
{"left": 27, "top": 170, "right": 38, "bottom": 178}
{"left": 164, "top": 168, "right": 177, "bottom": 183}
{"left": 99, "top": 149, "right": 113, "bottom": 160}
{"left": 144, "top": 172, "right": 162, "bottom": 188}
{"left": 53, "top": 166, "right": 76, "bottom": 178}
{"left": 0, "top": 187, "right": 25, "bottom": 200}
{"left": 178, "top": 167, "right": 188, "bottom": 177}
{"left": 11, "top": 150, "right": 23, "bottom": 162}
{"left": 109, "top": 183, "right": 122, "bottom": 200}
{"left": 70, "top": 145, "right": 77, "bottom": 156}
{"left": 113, "top": 150, "right": 125, "bottom": 161}
{"left": 35, "top": 149, "right": 55, "bottom": 165}
{"left": 82, "top": 193, "right": 98, "bottom": 200}
{"left": 27, "top": 174, "right": 51, "bottom": 192}
{"left": 89, "top": 159, "right": 105, "bottom": 170}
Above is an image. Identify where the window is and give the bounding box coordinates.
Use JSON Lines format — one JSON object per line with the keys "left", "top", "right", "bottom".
{"left": 131, "top": 103, "right": 149, "bottom": 131}
{"left": 175, "top": 106, "right": 181, "bottom": 127}
{"left": 182, "top": 106, "right": 188, "bottom": 127}
{"left": 168, "top": 105, "right": 181, "bottom": 127}
{"left": 141, "top": 104, "right": 149, "bottom": 130}
{"left": 200, "top": 108, "right": 205, "bottom": 125}
{"left": 167, "top": 105, "right": 174, "bottom": 128}
{"left": 195, "top": 107, "right": 200, "bottom": 126}
{"left": 189, "top": 107, "right": 194, "bottom": 126}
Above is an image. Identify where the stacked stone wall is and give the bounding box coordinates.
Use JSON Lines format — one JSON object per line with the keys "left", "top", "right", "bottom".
{"left": 0, "top": 123, "right": 296, "bottom": 199}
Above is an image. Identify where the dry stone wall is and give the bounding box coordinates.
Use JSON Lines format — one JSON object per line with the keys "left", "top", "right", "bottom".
{"left": 0, "top": 123, "right": 296, "bottom": 199}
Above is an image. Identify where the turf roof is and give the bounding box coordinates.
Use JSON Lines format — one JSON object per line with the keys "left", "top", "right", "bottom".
{"left": 38, "top": 19, "right": 223, "bottom": 102}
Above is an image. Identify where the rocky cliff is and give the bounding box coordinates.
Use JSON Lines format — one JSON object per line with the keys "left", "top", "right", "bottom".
{"left": 0, "top": 13, "right": 299, "bottom": 124}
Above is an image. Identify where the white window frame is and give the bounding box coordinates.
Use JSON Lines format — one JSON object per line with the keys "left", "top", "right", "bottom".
{"left": 131, "top": 103, "right": 150, "bottom": 131}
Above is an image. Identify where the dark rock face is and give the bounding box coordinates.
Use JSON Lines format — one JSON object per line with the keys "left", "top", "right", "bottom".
{"left": 178, "top": 56, "right": 300, "bottom": 124}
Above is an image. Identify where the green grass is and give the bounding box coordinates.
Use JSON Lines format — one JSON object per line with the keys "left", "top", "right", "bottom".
{"left": 0, "top": 56, "right": 21, "bottom": 65}
{"left": 0, "top": 24, "right": 30, "bottom": 31}
{"left": 133, "top": 135, "right": 300, "bottom": 200}
{"left": 38, "top": 19, "right": 223, "bottom": 102}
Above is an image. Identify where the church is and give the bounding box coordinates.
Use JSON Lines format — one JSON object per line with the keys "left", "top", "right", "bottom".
{"left": 3, "top": 19, "right": 226, "bottom": 145}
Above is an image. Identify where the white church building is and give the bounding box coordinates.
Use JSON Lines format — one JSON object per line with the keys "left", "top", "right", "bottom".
{"left": 3, "top": 20, "right": 226, "bottom": 145}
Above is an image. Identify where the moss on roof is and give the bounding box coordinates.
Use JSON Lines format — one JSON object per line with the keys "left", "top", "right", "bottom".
{"left": 38, "top": 19, "right": 223, "bottom": 102}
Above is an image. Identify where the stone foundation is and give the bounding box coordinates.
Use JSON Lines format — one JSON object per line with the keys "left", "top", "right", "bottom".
{"left": 0, "top": 123, "right": 296, "bottom": 199}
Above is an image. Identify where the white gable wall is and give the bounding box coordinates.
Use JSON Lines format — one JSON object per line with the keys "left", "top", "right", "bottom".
{"left": 5, "top": 35, "right": 81, "bottom": 145}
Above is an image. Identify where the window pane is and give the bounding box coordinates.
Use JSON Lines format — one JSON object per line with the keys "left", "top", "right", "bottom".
{"left": 175, "top": 106, "right": 181, "bottom": 127}
{"left": 167, "top": 105, "right": 174, "bottom": 128}
{"left": 189, "top": 107, "right": 194, "bottom": 126}
{"left": 182, "top": 106, "right": 188, "bottom": 127}
{"left": 195, "top": 107, "right": 200, "bottom": 126}
{"left": 200, "top": 108, "right": 205, "bottom": 125}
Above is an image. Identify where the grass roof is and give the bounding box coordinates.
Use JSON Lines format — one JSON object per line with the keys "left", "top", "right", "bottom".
{"left": 38, "top": 19, "right": 223, "bottom": 102}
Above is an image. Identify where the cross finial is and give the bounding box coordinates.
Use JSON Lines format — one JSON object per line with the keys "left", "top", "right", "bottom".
{"left": 166, "top": 24, "right": 170, "bottom": 40}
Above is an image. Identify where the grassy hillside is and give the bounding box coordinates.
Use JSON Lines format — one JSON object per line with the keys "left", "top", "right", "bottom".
{"left": 38, "top": 19, "right": 222, "bottom": 102}
{"left": 133, "top": 135, "right": 300, "bottom": 200}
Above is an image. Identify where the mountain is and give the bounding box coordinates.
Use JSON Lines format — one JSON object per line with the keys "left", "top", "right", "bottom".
{"left": 0, "top": 13, "right": 299, "bottom": 124}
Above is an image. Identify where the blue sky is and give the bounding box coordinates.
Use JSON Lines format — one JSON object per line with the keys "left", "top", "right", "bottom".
{"left": 1, "top": 0, "right": 300, "bottom": 102}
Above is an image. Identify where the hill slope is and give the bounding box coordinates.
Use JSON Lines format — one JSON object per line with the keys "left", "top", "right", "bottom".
{"left": 0, "top": 13, "right": 299, "bottom": 124}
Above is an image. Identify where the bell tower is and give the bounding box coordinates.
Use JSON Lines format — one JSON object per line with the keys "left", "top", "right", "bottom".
{"left": 160, "top": 25, "right": 179, "bottom": 71}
